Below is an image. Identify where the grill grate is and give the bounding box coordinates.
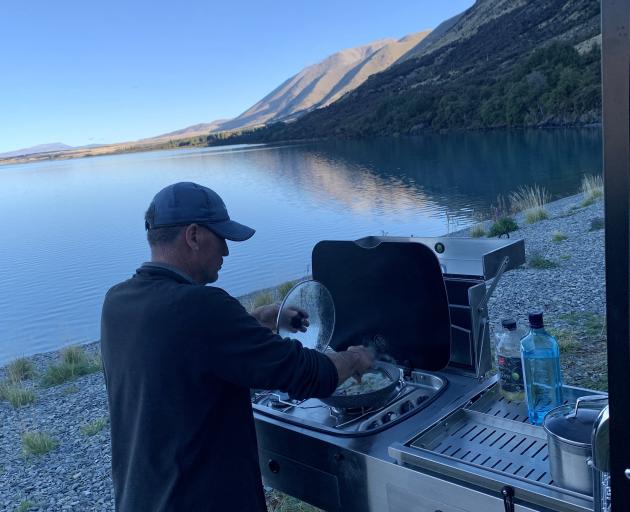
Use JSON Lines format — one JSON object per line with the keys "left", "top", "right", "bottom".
{"left": 411, "top": 408, "right": 554, "bottom": 486}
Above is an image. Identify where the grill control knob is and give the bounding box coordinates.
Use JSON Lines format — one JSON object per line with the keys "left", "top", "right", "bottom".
{"left": 268, "top": 459, "right": 280, "bottom": 474}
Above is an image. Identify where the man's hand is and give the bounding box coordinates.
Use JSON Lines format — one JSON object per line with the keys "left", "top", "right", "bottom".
{"left": 325, "top": 345, "right": 374, "bottom": 384}
{"left": 251, "top": 303, "right": 309, "bottom": 333}
{"left": 276, "top": 306, "right": 309, "bottom": 333}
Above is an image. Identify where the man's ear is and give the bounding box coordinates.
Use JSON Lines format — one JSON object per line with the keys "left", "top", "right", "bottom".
{"left": 184, "top": 224, "right": 200, "bottom": 250}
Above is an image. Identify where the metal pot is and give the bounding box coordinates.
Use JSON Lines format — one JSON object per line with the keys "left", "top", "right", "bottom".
{"left": 543, "top": 395, "right": 608, "bottom": 495}
{"left": 320, "top": 361, "right": 402, "bottom": 410}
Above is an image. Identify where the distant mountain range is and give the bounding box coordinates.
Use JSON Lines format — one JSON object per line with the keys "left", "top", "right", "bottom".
{"left": 2, "top": 0, "right": 603, "bottom": 163}
{"left": 149, "top": 31, "right": 430, "bottom": 140}
{"left": 0, "top": 143, "right": 74, "bottom": 159}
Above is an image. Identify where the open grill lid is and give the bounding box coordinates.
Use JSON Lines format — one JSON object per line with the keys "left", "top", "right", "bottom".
{"left": 312, "top": 237, "right": 451, "bottom": 371}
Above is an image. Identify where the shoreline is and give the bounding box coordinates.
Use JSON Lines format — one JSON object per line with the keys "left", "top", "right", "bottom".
{"left": 0, "top": 190, "right": 607, "bottom": 511}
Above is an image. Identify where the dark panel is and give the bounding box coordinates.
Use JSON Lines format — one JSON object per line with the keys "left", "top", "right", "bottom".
{"left": 602, "top": 0, "right": 630, "bottom": 507}
{"left": 312, "top": 239, "right": 451, "bottom": 371}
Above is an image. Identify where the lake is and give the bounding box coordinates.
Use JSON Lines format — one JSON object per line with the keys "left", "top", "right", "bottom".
{"left": 0, "top": 128, "right": 602, "bottom": 364}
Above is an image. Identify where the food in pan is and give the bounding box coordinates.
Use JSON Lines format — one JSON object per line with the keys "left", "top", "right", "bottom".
{"left": 334, "top": 369, "right": 393, "bottom": 396}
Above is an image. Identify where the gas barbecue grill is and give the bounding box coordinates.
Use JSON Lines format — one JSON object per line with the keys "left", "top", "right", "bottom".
{"left": 254, "top": 236, "right": 620, "bottom": 512}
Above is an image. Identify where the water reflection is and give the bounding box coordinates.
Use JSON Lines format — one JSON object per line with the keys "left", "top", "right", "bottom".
{"left": 0, "top": 128, "right": 601, "bottom": 362}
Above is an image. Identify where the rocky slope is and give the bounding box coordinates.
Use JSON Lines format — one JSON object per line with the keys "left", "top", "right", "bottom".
{"left": 229, "top": 0, "right": 601, "bottom": 142}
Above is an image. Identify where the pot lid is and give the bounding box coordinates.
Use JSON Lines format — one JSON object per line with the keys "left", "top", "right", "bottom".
{"left": 311, "top": 238, "right": 451, "bottom": 371}
{"left": 543, "top": 395, "right": 608, "bottom": 446}
{"left": 277, "top": 280, "right": 335, "bottom": 352}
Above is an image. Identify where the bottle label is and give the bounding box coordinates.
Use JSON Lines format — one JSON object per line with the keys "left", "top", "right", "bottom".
{"left": 498, "top": 355, "right": 524, "bottom": 393}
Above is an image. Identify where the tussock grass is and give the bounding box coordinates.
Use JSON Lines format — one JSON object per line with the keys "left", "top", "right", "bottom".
{"left": 550, "top": 329, "right": 580, "bottom": 354}
{"left": 251, "top": 291, "right": 275, "bottom": 309}
{"left": 5, "top": 358, "right": 36, "bottom": 383}
{"left": 581, "top": 174, "right": 604, "bottom": 206}
{"left": 470, "top": 224, "right": 486, "bottom": 238}
{"left": 40, "top": 346, "right": 102, "bottom": 387}
{"left": 16, "top": 500, "right": 37, "bottom": 512}
{"left": 278, "top": 280, "right": 299, "bottom": 300}
{"left": 0, "top": 383, "right": 35, "bottom": 408}
{"left": 21, "top": 431, "right": 58, "bottom": 457}
{"left": 528, "top": 252, "right": 557, "bottom": 269}
{"left": 488, "top": 217, "right": 518, "bottom": 238}
{"left": 551, "top": 231, "right": 568, "bottom": 243}
{"left": 510, "top": 185, "right": 550, "bottom": 224}
{"left": 559, "top": 311, "right": 606, "bottom": 339}
{"left": 80, "top": 417, "right": 109, "bottom": 436}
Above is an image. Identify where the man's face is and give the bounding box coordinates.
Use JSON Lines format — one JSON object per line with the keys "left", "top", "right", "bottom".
{"left": 194, "top": 226, "right": 229, "bottom": 284}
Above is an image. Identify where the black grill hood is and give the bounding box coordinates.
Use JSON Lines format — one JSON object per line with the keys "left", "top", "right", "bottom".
{"left": 312, "top": 237, "right": 451, "bottom": 371}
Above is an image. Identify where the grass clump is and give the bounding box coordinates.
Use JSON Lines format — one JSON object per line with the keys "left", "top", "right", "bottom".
{"left": 488, "top": 217, "right": 518, "bottom": 238}
{"left": 251, "top": 290, "right": 275, "bottom": 309}
{"left": 510, "top": 185, "right": 550, "bottom": 224}
{"left": 559, "top": 311, "right": 606, "bottom": 339}
{"left": 21, "top": 431, "right": 58, "bottom": 457}
{"left": 551, "top": 231, "right": 567, "bottom": 243}
{"left": 40, "top": 346, "right": 101, "bottom": 387}
{"left": 549, "top": 328, "right": 580, "bottom": 354}
{"left": 470, "top": 224, "right": 486, "bottom": 238}
{"left": 528, "top": 251, "right": 557, "bottom": 269}
{"left": 5, "top": 358, "right": 36, "bottom": 383}
{"left": 581, "top": 174, "right": 604, "bottom": 206}
{"left": 560, "top": 254, "right": 571, "bottom": 261}
{"left": 15, "top": 500, "right": 37, "bottom": 512}
{"left": 80, "top": 416, "right": 109, "bottom": 436}
{"left": 277, "top": 280, "right": 299, "bottom": 300}
{"left": 0, "top": 383, "right": 35, "bottom": 408}
{"left": 590, "top": 217, "right": 605, "bottom": 231}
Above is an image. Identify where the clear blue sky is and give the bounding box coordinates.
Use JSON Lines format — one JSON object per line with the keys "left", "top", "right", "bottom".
{"left": 0, "top": 0, "right": 474, "bottom": 153}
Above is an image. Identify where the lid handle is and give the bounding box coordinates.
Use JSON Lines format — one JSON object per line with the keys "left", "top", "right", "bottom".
{"left": 569, "top": 395, "right": 608, "bottom": 418}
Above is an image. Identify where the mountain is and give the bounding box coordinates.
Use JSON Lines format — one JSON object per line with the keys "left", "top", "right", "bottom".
{"left": 217, "top": 31, "right": 430, "bottom": 132}
{"left": 0, "top": 143, "right": 74, "bottom": 158}
{"left": 225, "top": 0, "right": 601, "bottom": 142}
{"left": 144, "top": 121, "right": 229, "bottom": 142}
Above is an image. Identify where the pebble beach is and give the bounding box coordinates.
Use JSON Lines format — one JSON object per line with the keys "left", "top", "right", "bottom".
{"left": 0, "top": 192, "right": 607, "bottom": 511}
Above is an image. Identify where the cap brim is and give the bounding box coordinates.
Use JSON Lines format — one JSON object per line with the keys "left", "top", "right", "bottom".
{"left": 203, "top": 220, "right": 255, "bottom": 242}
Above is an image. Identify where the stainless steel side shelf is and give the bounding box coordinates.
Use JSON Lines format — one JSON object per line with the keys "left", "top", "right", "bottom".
{"left": 389, "top": 385, "right": 603, "bottom": 512}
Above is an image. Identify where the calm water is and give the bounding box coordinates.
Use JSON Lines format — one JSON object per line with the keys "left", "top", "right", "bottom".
{"left": 0, "top": 129, "right": 602, "bottom": 363}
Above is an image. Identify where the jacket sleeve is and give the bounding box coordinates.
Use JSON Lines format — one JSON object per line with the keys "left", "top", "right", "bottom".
{"left": 190, "top": 287, "right": 338, "bottom": 399}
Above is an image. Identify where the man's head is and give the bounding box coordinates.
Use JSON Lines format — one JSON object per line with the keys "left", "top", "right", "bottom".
{"left": 144, "top": 182, "right": 255, "bottom": 284}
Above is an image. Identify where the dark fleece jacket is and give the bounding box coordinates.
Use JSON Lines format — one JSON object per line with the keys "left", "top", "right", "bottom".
{"left": 100, "top": 264, "right": 338, "bottom": 512}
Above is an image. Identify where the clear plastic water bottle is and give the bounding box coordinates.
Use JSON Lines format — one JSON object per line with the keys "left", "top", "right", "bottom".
{"left": 520, "top": 312, "right": 563, "bottom": 425}
{"left": 496, "top": 319, "right": 525, "bottom": 402}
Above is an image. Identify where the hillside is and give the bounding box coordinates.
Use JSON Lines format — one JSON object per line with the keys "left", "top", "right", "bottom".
{"left": 217, "top": 32, "right": 429, "bottom": 132}
{"left": 220, "top": 0, "right": 601, "bottom": 143}
{"left": 0, "top": 143, "right": 74, "bottom": 159}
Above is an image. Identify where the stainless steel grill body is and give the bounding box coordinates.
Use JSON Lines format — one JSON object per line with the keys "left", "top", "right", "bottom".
{"left": 251, "top": 237, "right": 599, "bottom": 511}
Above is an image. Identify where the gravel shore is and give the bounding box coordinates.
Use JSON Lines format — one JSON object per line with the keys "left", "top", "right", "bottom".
{"left": 0, "top": 192, "right": 607, "bottom": 511}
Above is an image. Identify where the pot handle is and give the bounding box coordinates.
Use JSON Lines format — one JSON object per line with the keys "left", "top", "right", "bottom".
{"left": 571, "top": 395, "right": 608, "bottom": 417}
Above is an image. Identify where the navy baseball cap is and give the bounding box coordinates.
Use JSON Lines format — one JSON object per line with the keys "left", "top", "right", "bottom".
{"left": 145, "top": 182, "right": 255, "bottom": 241}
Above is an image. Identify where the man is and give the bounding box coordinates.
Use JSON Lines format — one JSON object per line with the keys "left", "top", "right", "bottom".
{"left": 100, "top": 182, "right": 373, "bottom": 512}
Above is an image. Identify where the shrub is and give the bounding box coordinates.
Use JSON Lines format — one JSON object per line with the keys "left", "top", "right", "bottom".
{"left": 80, "top": 417, "right": 109, "bottom": 436}
{"left": 40, "top": 346, "right": 102, "bottom": 387}
{"left": 21, "top": 431, "right": 58, "bottom": 457}
{"left": 552, "top": 231, "right": 568, "bottom": 242}
{"left": 528, "top": 251, "right": 557, "bottom": 269}
{"left": 581, "top": 174, "right": 604, "bottom": 206}
{"left": 590, "top": 217, "right": 605, "bottom": 231}
{"left": 510, "top": 185, "right": 550, "bottom": 224}
{"left": 0, "top": 383, "right": 35, "bottom": 408}
{"left": 488, "top": 217, "right": 518, "bottom": 237}
{"left": 16, "top": 501, "right": 37, "bottom": 512}
{"left": 470, "top": 224, "right": 486, "bottom": 238}
{"left": 5, "top": 358, "right": 36, "bottom": 383}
